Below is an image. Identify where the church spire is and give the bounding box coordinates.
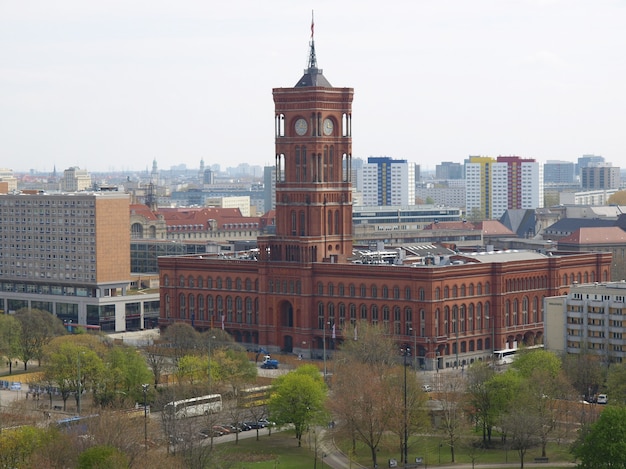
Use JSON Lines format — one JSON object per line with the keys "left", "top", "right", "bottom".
{"left": 295, "top": 11, "right": 331, "bottom": 88}
{"left": 307, "top": 10, "right": 317, "bottom": 70}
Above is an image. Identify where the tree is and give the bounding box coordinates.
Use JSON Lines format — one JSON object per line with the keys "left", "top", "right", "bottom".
{"left": 511, "top": 349, "right": 561, "bottom": 380}
{"left": 143, "top": 344, "right": 167, "bottom": 386}
{"left": 160, "top": 322, "right": 202, "bottom": 364}
{"left": 14, "top": 308, "right": 66, "bottom": 369}
{"left": 501, "top": 388, "right": 542, "bottom": 469}
{"left": 562, "top": 347, "right": 605, "bottom": 400}
{"left": 43, "top": 340, "right": 104, "bottom": 412}
{"left": 572, "top": 406, "right": 626, "bottom": 468}
{"left": 338, "top": 321, "right": 398, "bottom": 367}
{"left": 606, "top": 362, "right": 626, "bottom": 406}
{"left": 268, "top": 364, "right": 327, "bottom": 447}
{"left": 607, "top": 190, "right": 626, "bottom": 205}
{"left": 211, "top": 347, "right": 257, "bottom": 393}
{"left": 0, "top": 314, "right": 21, "bottom": 374}
{"left": 328, "top": 360, "right": 395, "bottom": 468}
{"left": 466, "top": 361, "right": 497, "bottom": 445}
{"left": 96, "top": 345, "right": 153, "bottom": 407}
{"left": 176, "top": 355, "right": 207, "bottom": 386}
{"left": 438, "top": 374, "right": 466, "bottom": 463}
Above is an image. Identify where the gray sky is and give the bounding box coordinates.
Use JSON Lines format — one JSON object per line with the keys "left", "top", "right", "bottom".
{"left": 1, "top": 0, "right": 625, "bottom": 173}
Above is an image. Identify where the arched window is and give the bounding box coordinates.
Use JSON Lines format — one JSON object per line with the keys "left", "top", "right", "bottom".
{"left": 360, "top": 304, "right": 368, "bottom": 320}
{"left": 163, "top": 274, "right": 169, "bottom": 287}
{"left": 382, "top": 285, "right": 388, "bottom": 299}
{"left": 418, "top": 288, "right": 425, "bottom": 301}
{"left": 179, "top": 293, "right": 186, "bottom": 318}
{"left": 371, "top": 305, "right": 379, "bottom": 324}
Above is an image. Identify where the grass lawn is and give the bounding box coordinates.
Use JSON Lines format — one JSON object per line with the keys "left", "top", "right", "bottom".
{"left": 219, "top": 429, "right": 320, "bottom": 468}
{"left": 337, "top": 433, "right": 576, "bottom": 468}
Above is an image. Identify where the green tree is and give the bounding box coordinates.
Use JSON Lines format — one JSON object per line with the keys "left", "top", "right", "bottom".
{"left": 176, "top": 354, "right": 207, "bottom": 385}
{"left": 573, "top": 406, "right": 626, "bottom": 468}
{"left": 466, "top": 361, "right": 497, "bottom": 445}
{"left": 562, "top": 348, "right": 605, "bottom": 399}
{"left": 511, "top": 348, "right": 561, "bottom": 380}
{"left": 0, "top": 314, "right": 21, "bottom": 374}
{"left": 212, "top": 347, "right": 257, "bottom": 393}
{"left": 606, "top": 362, "right": 626, "bottom": 406}
{"left": 502, "top": 387, "right": 542, "bottom": 469}
{"left": 44, "top": 341, "right": 104, "bottom": 412}
{"left": 268, "top": 364, "right": 327, "bottom": 447}
{"left": 0, "top": 425, "right": 49, "bottom": 469}
{"left": 96, "top": 345, "right": 153, "bottom": 406}
{"left": 14, "top": 307, "right": 66, "bottom": 369}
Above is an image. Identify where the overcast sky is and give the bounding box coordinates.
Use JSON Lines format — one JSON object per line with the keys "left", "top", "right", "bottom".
{"left": 2, "top": 1, "right": 625, "bottom": 174}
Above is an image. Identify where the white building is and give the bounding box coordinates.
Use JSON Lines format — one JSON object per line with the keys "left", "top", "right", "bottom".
{"left": 466, "top": 156, "right": 543, "bottom": 220}
{"left": 357, "top": 157, "right": 415, "bottom": 207}
{"left": 62, "top": 167, "right": 92, "bottom": 192}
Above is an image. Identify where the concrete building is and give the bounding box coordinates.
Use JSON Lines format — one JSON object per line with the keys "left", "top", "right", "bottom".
{"left": 544, "top": 160, "right": 575, "bottom": 184}
{"left": 62, "top": 167, "right": 92, "bottom": 192}
{"left": 158, "top": 33, "right": 612, "bottom": 369}
{"left": 0, "top": 191, "right": 159, "bottom": 331}
{"left": 581, "top": 164, "right": 620, "bottom": 190}
{"left": 358, "top": 157, "right": 415, "bottom": 207}
{"left": 466, "top": 156, "right": 543, "bottom": 220}
{"left": 545, "top": 281, "right": 626, "bottom": 364}
{"left": 436, "top": 162, "right": 464, "bottom": 180}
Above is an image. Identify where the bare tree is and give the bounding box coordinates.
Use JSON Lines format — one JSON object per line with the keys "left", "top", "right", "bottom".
{"left": 438, "top": 373, "right": 466, "bottom": 463}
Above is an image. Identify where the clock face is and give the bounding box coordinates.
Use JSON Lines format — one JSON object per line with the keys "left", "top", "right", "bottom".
{"left": 295, "top": 118, "right": 308, "bottom": 136}
{"left": 323, "top": 118, "right": 334, "bottom": 136}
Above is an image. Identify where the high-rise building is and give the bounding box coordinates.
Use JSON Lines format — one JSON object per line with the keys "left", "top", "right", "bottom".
{"left": 581, "top": 164, "right": 620, "bottom": 190}
{"left": 358, "top": 157, "right": 415, "bottom": 207}
{"left": 466, "top": 156, "right": 543, "bottom": 219}
{"left": 436, "top": 162, "right": 463, "bottom": 180}
{"left": 576, "top": 154, "right": 605, "bottom": 177}
{"left": 0, "top": 191, "right": 159, "bottom": 330}
{"left": 544, "top": 160, "right": 575, "bottom": 184}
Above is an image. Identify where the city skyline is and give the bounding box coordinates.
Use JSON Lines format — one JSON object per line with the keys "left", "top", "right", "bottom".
{"left": 2, "top": 1, "right": 625, "bottom": 173}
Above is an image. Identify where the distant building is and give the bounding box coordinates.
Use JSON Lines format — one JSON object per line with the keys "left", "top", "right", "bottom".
{"left": 581, "top": 164, "right": 620, "bottom": 190}
{"left": 62, "top": 167, "right": 91, "bottom": 192}
{"left": 466, "top": 156, "right": 543, "bottom": 219}
{"left": 544, "top": 160, "right": 575, "bottom": 184}
{"left": 436, "top": 162, "right": 463, "bottom": 180}
{"left": 358, "top": 157, "right": 415, "bottom": 206}
{"left": 576, "top": 154, "right": 605, "bottom": 177}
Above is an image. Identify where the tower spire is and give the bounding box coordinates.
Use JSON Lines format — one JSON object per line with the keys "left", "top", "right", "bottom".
{"left": 308, "top": 10, "right": 317, "bottom": 70}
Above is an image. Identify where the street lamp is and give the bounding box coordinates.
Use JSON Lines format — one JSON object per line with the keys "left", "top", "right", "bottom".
{"left": 323, "top": 321, "right": 330, "bottom": 380}
{"left": 486, "top": 314, "right": 495, "bottom": 363}
{"left": 142, "top": 384, "right": 149, "bottom": 453}
{"left": 400, "top": 344, "right": 411, "bottom": 465}
{"left": 208, "top": 334, "right": 216, "bottom": 392}
{"left": 77, "top": 351, "right": 85, "bottom": 415}
{"left": 409, "top": 327, "right": 417, "bottom": 371}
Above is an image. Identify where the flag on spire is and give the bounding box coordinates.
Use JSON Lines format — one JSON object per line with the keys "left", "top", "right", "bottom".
{"left": 311, "top": 10, "right": 314, "bottom": 39}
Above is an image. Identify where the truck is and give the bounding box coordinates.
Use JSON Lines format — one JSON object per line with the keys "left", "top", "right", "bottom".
{"left": 260, "top": 355, "right": 279, "bottom": 369}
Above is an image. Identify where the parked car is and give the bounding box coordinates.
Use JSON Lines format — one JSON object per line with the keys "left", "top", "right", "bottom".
{"left": 597, "top": 394, "right": 608, "bottom": 404}
{"left": 421, "top": 384, "right": 432, "bottom": 392}
{"left": 9, "top": 382, "right": 21, "bottom": 391}
{"left": 235, "top": 422, "right": 252, "bottom": 432}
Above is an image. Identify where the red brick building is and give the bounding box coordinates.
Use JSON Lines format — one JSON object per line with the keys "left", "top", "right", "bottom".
{"left": 158, "top": 36, "right": 612, "bottom": 369}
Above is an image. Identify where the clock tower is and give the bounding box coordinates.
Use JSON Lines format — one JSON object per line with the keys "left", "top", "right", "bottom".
{"left": 259, "top": 31, "right": 354, "bottom": 264}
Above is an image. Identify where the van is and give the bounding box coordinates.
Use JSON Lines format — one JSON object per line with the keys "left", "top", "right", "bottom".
{"left": 9, "top": 382, "right": 21, "bottom": 391}
{"left": 597, "top": 394, "right": 608, "bottom": 405}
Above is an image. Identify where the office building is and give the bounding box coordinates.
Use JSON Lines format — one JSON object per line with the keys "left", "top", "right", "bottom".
{"left": 0, "top": 191, "right": 159, "bottom": 331}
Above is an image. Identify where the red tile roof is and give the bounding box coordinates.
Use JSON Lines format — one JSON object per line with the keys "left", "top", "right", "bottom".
{"left": 559, "top": 227, "right": 626, "bottom": 245}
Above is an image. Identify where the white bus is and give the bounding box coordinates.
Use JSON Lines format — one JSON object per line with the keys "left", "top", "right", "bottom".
{"left": 493, "top": 344, "right": 544, "bottom": 366}
{"left": 164, "top": 394, "right": 222, "bottom": 418}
